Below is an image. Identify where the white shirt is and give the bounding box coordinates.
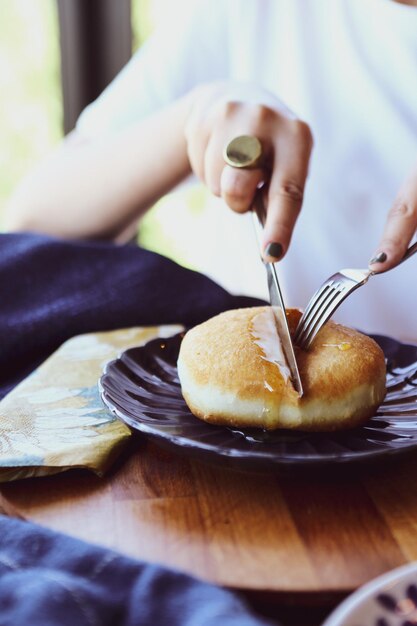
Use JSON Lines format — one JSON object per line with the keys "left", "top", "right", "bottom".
{"left": 77, "top": 0, "right": 417, "bottom": 340}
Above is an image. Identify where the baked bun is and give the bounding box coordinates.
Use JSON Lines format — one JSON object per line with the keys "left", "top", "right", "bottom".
{"left": 177, "top": 307, "right": 386, "bottom": 431}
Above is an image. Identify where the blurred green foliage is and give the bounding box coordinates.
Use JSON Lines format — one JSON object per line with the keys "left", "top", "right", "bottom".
{"left": 0, "top": 0, "right": 62, "bottom": 222}
{"left": 132, "top": 0, "right": 154, "bottom": 48}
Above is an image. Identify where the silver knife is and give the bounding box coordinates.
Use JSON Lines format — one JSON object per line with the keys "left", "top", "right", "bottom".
{"left": 252, "top": 191, "right": 304, "bottom": 396}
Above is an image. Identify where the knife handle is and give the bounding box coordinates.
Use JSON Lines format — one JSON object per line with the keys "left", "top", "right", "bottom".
{"left": 251, "top": 189, "right": 267, "bottom": 254}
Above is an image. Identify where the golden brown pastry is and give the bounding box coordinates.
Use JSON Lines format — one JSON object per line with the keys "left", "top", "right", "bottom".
{"left": 177, "top": 307, "right": 386, "bottom": 431}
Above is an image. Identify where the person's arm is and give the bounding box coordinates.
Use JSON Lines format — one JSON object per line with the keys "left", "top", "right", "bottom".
{"left": 5, "top": 81, "right": 314, "bottom": 259}
{"left": 4, "top": 93, "right": 194, "bottom": 241}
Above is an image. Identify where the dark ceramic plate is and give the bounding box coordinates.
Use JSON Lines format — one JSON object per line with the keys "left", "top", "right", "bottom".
{"left": 99, "top": 332, "right": 417, "bottom": 472}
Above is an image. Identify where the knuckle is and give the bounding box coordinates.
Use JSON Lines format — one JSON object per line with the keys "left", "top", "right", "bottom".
{"left": 380, "top": 235, "right": 404, "bottom": 250}
{"left": 289, "top": 119, "right": 314, "bottom": 147}
{"left": 274, "top": 180, "right": 305, "bottom": 204}
{"left": 388, "top": 199, "right": 417, "bottom": 221}
{"left": 219, "top": 100, "right": 240, "bottom": 119}
{"left": 250, "top": 104, "right": 275, "bottom": 126}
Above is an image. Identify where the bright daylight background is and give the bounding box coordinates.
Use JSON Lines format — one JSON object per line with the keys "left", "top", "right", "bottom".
{"left": 0, "top": 0, "right": 211, "bottom": 270}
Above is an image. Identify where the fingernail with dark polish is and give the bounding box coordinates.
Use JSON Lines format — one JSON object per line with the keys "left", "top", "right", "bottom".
{"left": 369, "top": 251, "right": 387, "bottom": 265}
{"left": 264, "top": 242, "right": 283, "bottom": 260}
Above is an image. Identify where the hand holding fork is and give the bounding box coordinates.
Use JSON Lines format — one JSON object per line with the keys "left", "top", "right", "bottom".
{"left": 294, "top": 242, "right": 417, "bottom": 350}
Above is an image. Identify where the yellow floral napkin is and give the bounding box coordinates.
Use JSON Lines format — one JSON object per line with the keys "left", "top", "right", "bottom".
{"left": 0, "top": 325, "right": 182, "bottom": 482}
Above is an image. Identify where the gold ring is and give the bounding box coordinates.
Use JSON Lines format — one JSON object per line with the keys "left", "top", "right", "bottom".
{"left": 223, "top": 135, "right": 263, "bottom": 169}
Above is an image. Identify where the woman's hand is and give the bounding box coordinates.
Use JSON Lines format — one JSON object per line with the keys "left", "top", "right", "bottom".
{"left": 369, "top": 163, "right": 417, "bottom": 271}
{"left": 185, "top": 83, "right": 314, "bottom": 262}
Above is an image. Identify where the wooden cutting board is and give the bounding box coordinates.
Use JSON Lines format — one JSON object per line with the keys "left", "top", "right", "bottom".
{"left": 1, "top": 435, "right": 416, "bottom": 607}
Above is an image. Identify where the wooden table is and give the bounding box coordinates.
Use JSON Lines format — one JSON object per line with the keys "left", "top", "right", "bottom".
{"left": 1, "top": 433, "right": 416, "bottom": 623}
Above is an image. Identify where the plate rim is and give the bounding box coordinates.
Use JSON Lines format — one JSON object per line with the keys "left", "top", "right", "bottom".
{"left": 322, "top": 560, "right": 417, "bottom": 626}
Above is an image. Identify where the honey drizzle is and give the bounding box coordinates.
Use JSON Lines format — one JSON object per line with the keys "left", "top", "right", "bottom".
{"left": 322, "top": 342, "right": 352, "bottom": 351}
{"left": 251, "top": 309, "right": 291, "bottom": 382}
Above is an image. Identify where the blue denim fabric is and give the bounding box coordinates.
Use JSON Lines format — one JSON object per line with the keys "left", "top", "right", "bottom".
{"left": 0, "top": 233, "right": 264, "bottom": 399}
{"left": 0, "top": 515, "right": 276, "bottom": 626}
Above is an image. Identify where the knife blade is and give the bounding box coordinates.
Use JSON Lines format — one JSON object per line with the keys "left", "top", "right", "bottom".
{"left": 252, "top": 191, "right": 304, "bottom": 396}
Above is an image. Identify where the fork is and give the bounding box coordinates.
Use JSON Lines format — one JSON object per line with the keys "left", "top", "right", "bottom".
{"left": 294, "top": 242, "right": 417, "bottom": 350}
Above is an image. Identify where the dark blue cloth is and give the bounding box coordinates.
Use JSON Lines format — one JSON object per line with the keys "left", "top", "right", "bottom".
{"left": 0, "top": 515, "right": 275, "bottom": 626}
{"left": 0, "top": 233, "right": 273, "bottom": 625}
{"left": 0, "top": 233, "right": 264, "bottom": 399}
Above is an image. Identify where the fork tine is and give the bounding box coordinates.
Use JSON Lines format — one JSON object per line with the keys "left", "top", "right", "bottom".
{"left": 298, "top": 275, "right": 369, "bottom": 350}
{"left": 295, "top": 283, "right": 342, "bottom": 347}
{"left": 293, "top": 279, "right": 337, "bottom": 344}
{"left": 295, "top": 265, "right": 375, "bottom": 351}
{"left": 298, "top": 281, "right": 335, "bottom": 327}
{"left": 298, "top": 285, "right": 348, "bottom": 349}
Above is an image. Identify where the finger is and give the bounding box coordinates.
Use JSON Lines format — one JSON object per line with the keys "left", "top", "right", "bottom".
{"left": 185, "top": 121, "right": 210, "bottom": 183}
{"left": 203, "top": 134, "right": 230, "bottom": 197}
{"left": 369, "top": 190, "right": 417, "bottom": 272}
{"left": 220, "top": 165, "right": 265, "bottom": 213}
{"left": 262, "top": 122, "right": 313, "bottom": 261}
